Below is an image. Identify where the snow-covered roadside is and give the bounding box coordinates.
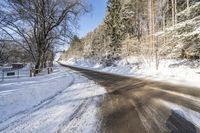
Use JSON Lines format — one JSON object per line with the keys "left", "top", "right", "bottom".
{"left": 0, "top": 65, "right": 106, "bottom": 133}
{"left": 60, "top": 57, "right": 200, "bottom": 88}
{"left": 0, "top": 65, "right": 73, "bottom": 122}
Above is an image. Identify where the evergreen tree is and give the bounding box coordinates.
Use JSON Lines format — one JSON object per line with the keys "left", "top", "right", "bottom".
{"left": 120, "top": 0, "right": 135, "bottom": 36}
{"left": 104, "top": 0, "right": 123, "bottom": 65}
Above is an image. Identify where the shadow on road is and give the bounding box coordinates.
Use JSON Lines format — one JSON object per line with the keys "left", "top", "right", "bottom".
{"left": 61, "top": 64, "right": 200, "bottom": 133}
{"left": 166, "top": 110, "right": 196, "bottom": 133}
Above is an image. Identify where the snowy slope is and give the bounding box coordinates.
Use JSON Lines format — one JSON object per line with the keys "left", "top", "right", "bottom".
{"left": 60, "top": 57, "right": 200, "bottom": 88}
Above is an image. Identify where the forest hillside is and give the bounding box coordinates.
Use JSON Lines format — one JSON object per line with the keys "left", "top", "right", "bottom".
{"left": 60, "top": 0, "right": 200, "bottom": 69}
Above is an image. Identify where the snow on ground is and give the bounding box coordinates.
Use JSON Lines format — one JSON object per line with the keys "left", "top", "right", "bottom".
{"left": 60, "top": 56, "right": 200, "bottom": 88}
{"left": 0, "top": 64, "right": 106, "bottom": 133}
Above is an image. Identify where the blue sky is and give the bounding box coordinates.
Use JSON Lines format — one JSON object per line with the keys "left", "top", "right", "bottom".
{"left": 58, "top": 0, "right": 107, "bottom": 52}
{"left": 77, "top": 0, "right": 107, "bottom": 37}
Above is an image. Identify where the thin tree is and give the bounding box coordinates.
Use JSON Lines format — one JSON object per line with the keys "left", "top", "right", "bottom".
{"left": 187, "top": 0, "right": 190, "bottom": 9}
{"left": 175, "top": 0, "right": 177, "bottom": 24}
{"left": 171, "top": 0, "right": 175, "bottom": 26}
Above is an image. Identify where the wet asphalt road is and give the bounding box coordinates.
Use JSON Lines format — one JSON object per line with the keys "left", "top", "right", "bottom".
{"left": 61, "top": 64, "right": 200, "bottom": 133}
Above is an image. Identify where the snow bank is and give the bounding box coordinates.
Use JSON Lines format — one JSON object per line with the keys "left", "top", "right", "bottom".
{"left": 60, "top": 57, "right": 200, "bottom": 88}
{"left": 60, "top": 58, "right": 103, "bottom": 69}
{"left": 161, "top": 99, "right": 200, "bottom": 128}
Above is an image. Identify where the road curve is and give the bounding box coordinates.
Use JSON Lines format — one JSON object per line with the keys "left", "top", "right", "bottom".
{"left": 60, "top": 64, "right": 200, "bottom": 133}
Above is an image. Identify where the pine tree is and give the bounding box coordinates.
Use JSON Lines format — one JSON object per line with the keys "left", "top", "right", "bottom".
{"left": 120, "top": 0, "right": 135, "bottom": 36}
{"left": 104, "top": 0, "right": 123, "bottom": 65}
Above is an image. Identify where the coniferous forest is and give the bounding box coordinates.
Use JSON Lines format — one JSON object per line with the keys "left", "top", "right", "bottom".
{"left": 61, "top": 0, "right": 200, "bottom": 68}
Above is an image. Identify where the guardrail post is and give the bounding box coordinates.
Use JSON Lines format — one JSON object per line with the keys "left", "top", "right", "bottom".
{"left": 2, "top": 69, "right": 4, "bottom": 81}
{"left": 17, "top": 69, "right": 19, "bottom": 79}
{"left": 48, "top": 68, "right": 50, "bottom": 74}
{"left": 30, "top": 69, "right": 32, "bottom": 77}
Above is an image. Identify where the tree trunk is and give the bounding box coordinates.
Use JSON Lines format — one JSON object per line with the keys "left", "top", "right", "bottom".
{"left": 187, "top": 0, "right": 190, "bottom": 9}
{"left": 35, "top": 47, "right": 44, "bottom": 73}
{"left": 35, "top": 56, "right": 42, "bottom": 74}
{"left": 175, "top": 0, "right": 177, "bottom": 24}
{"left": 171, "top": 0, "right": 175, "bottom": 26}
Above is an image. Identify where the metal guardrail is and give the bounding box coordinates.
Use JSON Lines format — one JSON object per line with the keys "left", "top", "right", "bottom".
{"left": 0, "top": 69, "right": 20, "bottom": 81}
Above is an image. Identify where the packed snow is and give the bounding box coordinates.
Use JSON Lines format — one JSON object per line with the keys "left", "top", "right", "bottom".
{"left": 60, "top": 56, "right": 200, "bottom": 88}
{"left": 0, "top": 64, "right": 106, "bottom": 133}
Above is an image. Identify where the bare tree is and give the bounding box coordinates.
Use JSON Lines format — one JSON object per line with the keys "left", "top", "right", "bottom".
{"left": 0, "top": 33, "right": 12, "bottom": 65}
{"left": 0, "top": 41, "right": 8, "bottom": 65}
{"left": 171, "top": 0, "right": 175, "bottom": 26}
{"left": 0, "top": 0, "right": 89, "bottom": 71}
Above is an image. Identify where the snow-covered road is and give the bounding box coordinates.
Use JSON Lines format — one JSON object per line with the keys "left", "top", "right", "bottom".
{"left": 0, "top": 65, "right": 106, "bottom": 133}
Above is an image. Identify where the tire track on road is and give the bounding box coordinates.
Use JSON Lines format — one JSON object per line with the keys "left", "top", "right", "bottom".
{"left": 61, "top": 64, "right": 200, "bottom": 133}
